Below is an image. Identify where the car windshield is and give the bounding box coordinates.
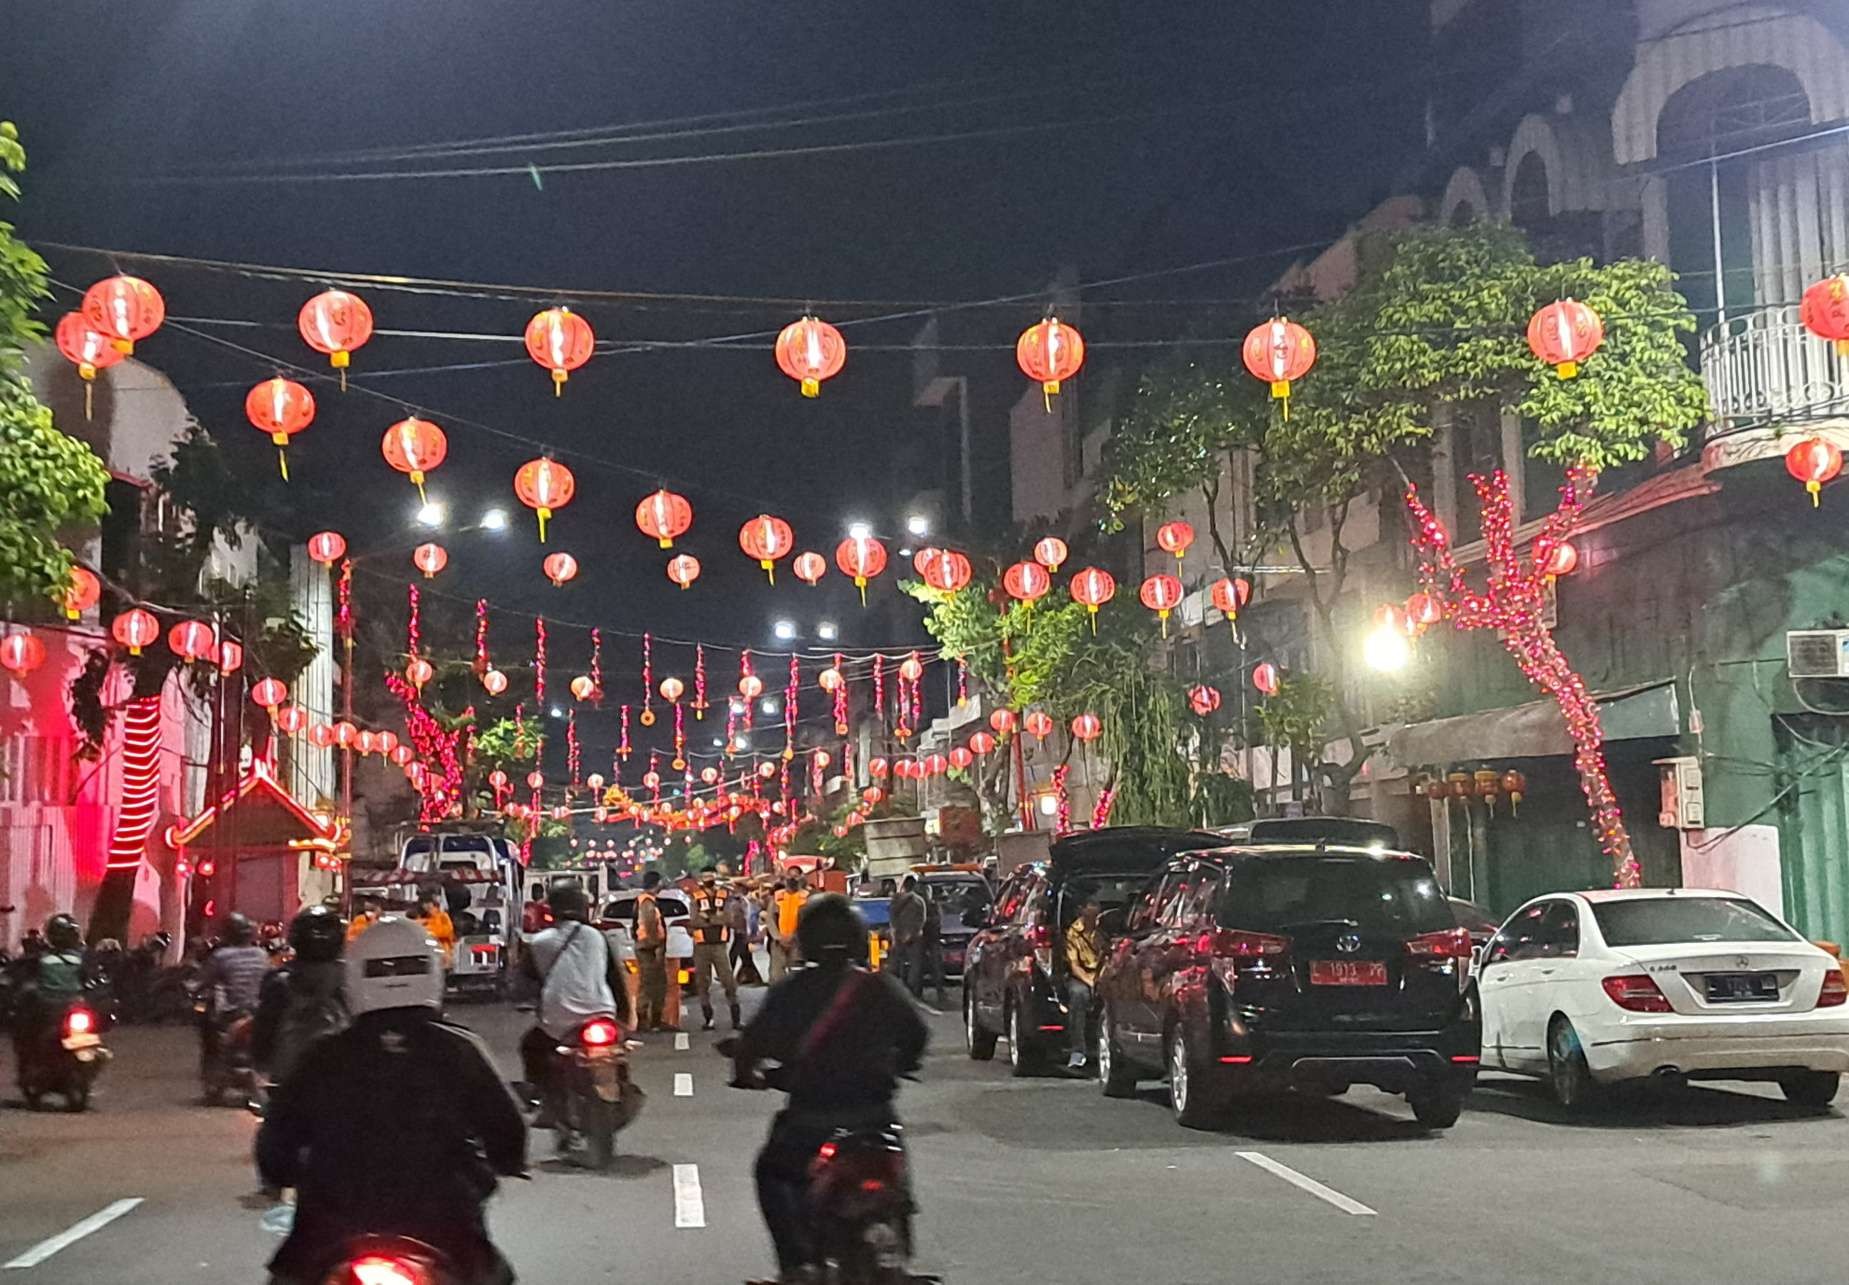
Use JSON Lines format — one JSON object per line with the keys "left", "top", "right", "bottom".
{"left": 1217, "top": 856, "right": 1454, "bottom": 935}
{"left": 1591, "top": 897, "right": 1797, "bottom": 946}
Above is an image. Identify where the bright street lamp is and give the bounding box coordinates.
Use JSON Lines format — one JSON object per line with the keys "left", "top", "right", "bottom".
{"left": 817, "top": 621, "right": 839, "bottom": 642}
{"left": 906, "top": 514, "right": 931, "bottom": 537}
{"left": 416, "top": 501, "right": 446, "bottom": 528}
{"left": 773, "top": 619, "right": 798, "bottom": 641}
{"left": 761, "top": 697, "right": 781, "bottom": 716}
{"left": 1363, "top": 624, "right": 1412, "bottom": 673}
{"left": 479, "top": 507, "right": 509, "bottom": 532}
{"left": 847, "top": 521, "right": 873, "bottom": 541}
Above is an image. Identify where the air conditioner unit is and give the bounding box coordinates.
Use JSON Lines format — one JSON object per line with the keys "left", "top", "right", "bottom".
{"left": 1786, "top": 630, "right": 1849, "bottom": 679}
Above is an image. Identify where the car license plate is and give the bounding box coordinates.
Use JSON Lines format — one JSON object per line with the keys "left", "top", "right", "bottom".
{"left": 1705, "top": 972, "right": 1779, "bottom": 1002}
{"left": 1310, "top": 960, "right": 1388, "bottom": 986}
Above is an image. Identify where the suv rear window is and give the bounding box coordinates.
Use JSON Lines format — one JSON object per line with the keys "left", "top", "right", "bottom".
{"left": 1247, "top": 817, "right": 1400, "bottom": 848}
{"left": 1217, "top": 855, "right": 1452, "bottom": 935}
{"left": 1591, "top": 896, "right": 1795, "bottom": 947}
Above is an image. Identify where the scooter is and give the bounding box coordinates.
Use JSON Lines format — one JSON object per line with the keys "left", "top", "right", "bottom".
{"left": 294, "top": 1234, "right": 461, "bottom": 1285}
{"left": 19, "top": 1001, "right": 110, "bottom": 1111}
{"left": 196, "top": 995, "right": 259, "bottom": 1108}
{"left": 544, "top": 1015, "right": 643, "bottom": 1170}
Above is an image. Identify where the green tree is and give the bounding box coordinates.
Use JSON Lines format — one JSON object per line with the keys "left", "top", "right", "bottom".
{"left": 0, "top": 123, "right": 109, "bottom": 608}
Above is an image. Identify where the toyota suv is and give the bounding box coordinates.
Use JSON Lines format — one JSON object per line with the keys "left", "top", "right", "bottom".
{"left": 1093, "top": 843, "right": 1480, "bottom": 1129}
{"left": 963, "top": 827, "right": 1224, "bottom": 1075}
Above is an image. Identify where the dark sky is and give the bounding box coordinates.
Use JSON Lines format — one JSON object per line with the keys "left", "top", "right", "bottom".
{"left": 6, "top": 0, "right": 1427, "bottom": 766}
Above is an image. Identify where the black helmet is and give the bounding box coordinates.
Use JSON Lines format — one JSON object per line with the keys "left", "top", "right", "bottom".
{"left": 44, "top": 913, "right": 81, "bottom": 951}
{"left": 548, "top": 884, "right": 589, "bottom": 921}
{"left": 289, "top": 905, "right": 345, "bottom": 963}
{"left": 222, "top": 912, "right": 255, "bottom": 946}
{"left": 795, "top": 893, "right": 868, "bottom": 964}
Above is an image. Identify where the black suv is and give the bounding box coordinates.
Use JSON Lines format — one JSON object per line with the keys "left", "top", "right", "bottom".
{"left": 1094, "top": 843, "right": 1480, "bottom": 1129}
{"left": 963, "top": 827, "right": 1223, "bottom": 1075}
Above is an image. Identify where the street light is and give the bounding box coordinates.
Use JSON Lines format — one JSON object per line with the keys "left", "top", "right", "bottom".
{"left": 416, "top": 501, "right": 446, "bottom": 528}
{"left": 549, "top": 705, "right": 565, "bottom": 718}
{"left": 761, "top": 697, "right": 780, "bottom": 716}
{"left": 847, "top": 520, "right": 873, "bottom": 540}
{"left": 906, "top": 514, "right": 930, "bottom": 537}
{"left": 479, "top": 507, "right": 509, "bottom": 532}
{"left": 1363, "top": 624, "right": 1412, "bottom": 672}
{"left": 773, "top": 619, "right": 798, "bottom": 641}
{"left": 817, "top": 621, "right": 838, "bottom": 642}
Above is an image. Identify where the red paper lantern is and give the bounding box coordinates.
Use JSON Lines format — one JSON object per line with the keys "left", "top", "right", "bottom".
{"left": 0, "top": 632, "right": 46, "bottom": 676}
{"left": 277, "top": 705, "right": 309, "bottom": 735}
{"left": 789, "top": 550, "right": 826, "bottom": 586}
{"left": 1068, "top": 567, "right": 1116, "bottom": 631}
{"left": 251, "top": 677, "right": 288, "bottom": 710}
{"left": 1253, "top": 662, "right": 1280, "bottom": 696}
{"left": 390, "top": 743, "right": 415, "bottom": 767}
{"left": 1801, "top": 276, "right": 1849, "bottom": 353}
{"left": 1033, "top": 536, "right": 1068, "bottom": 573}
{"left": 298, "top": 289, "right": 374, "bottom": 378}
{"left": 307, "top": 531, "right": 347, "bottom": 566}
{"left": 836, "top": 536, "right": 888, "bottom": 603}
{"left": 911, "top": 547, "right": 943, "bottom": 580}
{"left": 818, "top": 667, "right": 844, "bottom": 692}
{"left": 921, "top": 549, "right": 971, "bottom": 593}
{"left": 168, "top": 619, "right": 216, "bottom": 664}
{"left": 774, "top": 315, "right": 847, "bottom": 397}
{"left": 112, "top": 607, "right": 159, "bottom": 655}
{"left": 308, "top": 722, "right": 336, "bottom": 749}
{"left": 357, "top": 730, "right": 378, "bottom": 756}
{"left": 949, "top": 747, "right": 975, "bottom": 770}
{"left": 660, "top": 676, "right": 685, "bottom": 703}
{"left": 482, "top": 668, "right": 508, "bottom": 696}
{"left": 738, "top": 673, "right": 765, "bottom": 699}
{"left": 739, "top": 515, "right": 795, "bottom": 583}
{"left": 869, "top": 757, "right": 890, "bottom": 779}
{"left": 969, "top": 730, "right": 997, "bottom": 756}
{"left": 412, "top": 542, "right": 448, "bottom": 579}
{"left": 1541, "top": 540, "right": 1580, "bottom": 578}
{"left": 898, "top": 655, "right": 924, "bottom": 682}
{"left": 61, "top": 566, "right": 100, "bottom": 620}
{"left": 862, "top": 786, "right": 883, "bottom": 806}
{"left": 925, "top": 752, "right": 949, "bottom": 776}
{"left": 543, "top": 551, "right": 579, "bottom": 587}
{"left": 570, "top": 674, "right": 597, "bottom": 702}
{"left": 216, "top": 640, "right": 244, "bottom": 674}
{"left": 1016, "top": 316, "right": 1085, "bottom": 398}
{"left": 1188, "top": 684, "right": 1222, "bottom": 717}
{"left": 245, "top": 377, "right": 315, "bottom": 479}
{"left": 526, "top": 770, "right": 547, "bottom": 790}
{"left": 381, "top": 418, "right": 447, "bottom": 500}
{"left": 1209, "top": 576, "right": 1252, "bottom": 620}
{"left": 514, "top": 458, "right": 576, "bottom": 541}
{"left": 1024, "top": 709, "right": 1054, "bottom": 740}
{"left": 54, "top": 313, "right": 122, "bottom": 417}
{"left": 1786, "top": 437, "right": 1844, "bottom": 507}
{"left": 667, "top": 554, "right": 701, "bottom": 590}
{"left": 1138, "top": 573, "right": 1184, "bottom": 635}
{"left": 1155, "top": 520, "right": 1195, "bottom": 561}
{"left": 989, "top": 708, "right": 1018, "bottom": 735}
{"left": 82, "top": 275, "right": 164, "bottom": 354}
{"left": 405, "top": 658, "right": 435, "bottom": 688}
{"left": 635, "top": 489, "right": 693, "bottom": 548}
{"left": 1070, "top": 712, "right": 1102, "bottom": 742}
{"left": 1003, "top": 560, "right": 1051, "bottom": 604}
{"left": 374, "top": 730, "right": 400, "bottom": 757}
{"left": 1407, "top": 591, "right": 1444, "bottom": 628}
{"left": 524, "top": 306, "right": 594, "bottom": 394}
{"left": 1527, "top": 299, "right": 1604, "bottom": 379}
{"left": 1243, "top": 316, "right": 1317, "bottom": 407}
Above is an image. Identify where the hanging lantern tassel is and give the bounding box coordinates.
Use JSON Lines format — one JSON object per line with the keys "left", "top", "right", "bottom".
{"left": 83, "top": 374, "right": 94, "bottom": 421}
{"left": 272, "top": 432, "right": 291, "bottom": 481}
{"left": 762, "top": 558, "right": 776, "bottom": 586}
{"left": 537, "top": 506, "right": 551, "bottom": 542}
{"left": 1158, "top": 608, "right": 1170, "bottom": 639}
{"left": 1087, "top": 603, "right": 1098, "bottom": 636}
{"left": 855, "top": 573, "right": 868, "bottom": 607}
{"left": 411, "top": 468, "right": 427, "bottom": 504}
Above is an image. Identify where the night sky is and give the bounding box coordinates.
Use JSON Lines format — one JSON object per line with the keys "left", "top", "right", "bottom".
{"left": 6, "top": 0, "right": 1427, "bottom": 767}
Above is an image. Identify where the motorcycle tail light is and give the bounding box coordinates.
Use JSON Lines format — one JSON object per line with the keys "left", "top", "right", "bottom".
{"left": 345, "top": 1256, "right": 428, "bottom": 1285}
{"left": 65, "top": 1008, "right": 94, "bottom": 1035}
{"left": 817, "top": 1141, "right": 838, "bottom": 1161}
{"left": 581, "top": 1019, "right": 619, "bottom": 1047}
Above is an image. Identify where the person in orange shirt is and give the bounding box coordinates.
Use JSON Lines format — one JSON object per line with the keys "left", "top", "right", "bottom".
{"left": 344, "top": 896, "right": 381, "bottom": 943}
{"left": 769, "top": 870, "right": 808, "bottom": 980}
{"left": 416, "top": 889, "right": 456, "bottom": 966}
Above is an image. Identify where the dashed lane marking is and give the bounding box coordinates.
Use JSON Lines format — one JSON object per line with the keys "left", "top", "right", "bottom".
{"left": 1236, "top": 1152, "right": 1377, "bottom": 1216}
{"left": 4, "top": 1198, "right": 145, "bottom": 1269}
{"left": 674, "top": 1032, "right": 690, "bottom": 1051}
{"left": 674, "top": 1072, "right": 694, "bottom": 1097}
{"left": 673, "top": 1163, "right": 706, "bottom": 1228}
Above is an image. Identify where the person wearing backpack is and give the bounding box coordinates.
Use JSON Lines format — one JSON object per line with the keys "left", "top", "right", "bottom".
{"left": 252, "top": 906, "right": 349, "bottom": 1090}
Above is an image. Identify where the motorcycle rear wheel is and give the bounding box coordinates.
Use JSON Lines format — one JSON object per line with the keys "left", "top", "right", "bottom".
{"left": 582, "top": 1096, "right": 617, "bottom": 1170}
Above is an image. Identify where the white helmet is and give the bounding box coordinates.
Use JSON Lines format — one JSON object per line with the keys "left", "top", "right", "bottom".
{"left": 345, "top": 915, "right": 443, "bottom": 1017}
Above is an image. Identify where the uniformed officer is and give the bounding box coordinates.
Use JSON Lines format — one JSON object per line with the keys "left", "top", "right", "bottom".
{"left": 634, "top": 870, "right": 670, "bottom": 1032}
{"left": 686, "top": 865, "right": 740, "bottom": 1031}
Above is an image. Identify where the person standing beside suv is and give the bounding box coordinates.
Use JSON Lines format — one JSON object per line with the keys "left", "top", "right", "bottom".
{"left": 1064, "top": 890, "right": 1104, "bottom": 1071}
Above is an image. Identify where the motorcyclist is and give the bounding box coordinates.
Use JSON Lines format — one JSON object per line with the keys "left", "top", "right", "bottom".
{"left": 251, "top": 906, "right": 349, "bottom": 1087}
{"left": 194, "top": 913, "right": 271, "bottom": 1083}
{"left": 519, "top": 884, "right": 631, "bottom": 1132}
{"left": 10, "top": 914, "right": 87, "bottom": 1090}
{"left": 256, "top": 916, "right": 526, "bottom": 1285}
{"left": 733, "top": 894, "right": 928, "bottom": 1283}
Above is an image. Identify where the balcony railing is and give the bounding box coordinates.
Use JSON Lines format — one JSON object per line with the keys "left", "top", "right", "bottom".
{"left": 1701, "top": 304, "right": 1849, "bottom": 427}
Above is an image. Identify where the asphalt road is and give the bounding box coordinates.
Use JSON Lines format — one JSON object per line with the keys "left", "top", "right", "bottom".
{"left": 4, "top": 985, "right": 1848, "bottom": 1284}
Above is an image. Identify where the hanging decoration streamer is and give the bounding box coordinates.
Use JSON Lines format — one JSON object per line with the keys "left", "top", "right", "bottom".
{"left": 873, "top": 656, "right": 886, "bottom": 730}
{"left": 590, "top": 627, "right": 604, "bottom": 701}
{"left": 567, "top": 710, "right": 582, "bottom": 789}
{"left": 336, "top": 561, "right": 354, "bottom": 643}
{"left": 618, "top": 703, "right": 632, "bottom": 760}
{"left": 831, "top": 653, "right": 849, "bottom": 735}
{"left": 534, "top": 618, "right": 547, "bottom": 705}
{"left": 1051, "top": 763, "right": 1072, "bottom": 836}
{"left": 956, "top": 657, "right": 968, "bottom": 707}
{"left": 740, "top": 650, "right": 756, "bottom": 732}
{"left": 406, "top": 583, "right": 423, "bottom": 661}
{"left": 694, "top": 644, "right": 708, "bottom": 720}
{"left": 474, "top": 598, "right": 490, "bottom": 671}
{"left": 784, "top": 654, "right": 799, "bottom": 761}
{"left": 640, "top": 633, "right": 655, "bottom": 726}
{"left": 1091, "top": 787, "right": 1117, "bottom": 830}
{"left": 673, "top": 702, "right": 687, "bottom": 770}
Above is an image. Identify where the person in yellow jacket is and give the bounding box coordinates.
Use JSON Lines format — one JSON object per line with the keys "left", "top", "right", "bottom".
{"left": 416, "top": 890, "right": 456, "bottom": 967}
{"left": 345, "top": 896, "right": 382, "bottom": 943}
{"left": 769, "top": 870, "right": 808, "bottom": 981}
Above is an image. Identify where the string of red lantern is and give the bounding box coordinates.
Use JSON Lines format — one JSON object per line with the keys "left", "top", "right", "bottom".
{"left": 524, "top": 306, "right": 594, "bottom": 395}
{"left": 382, "top": 417, "right": 447, "bottom": 502}
{"left": 1242, "top": 315, "right": 1317, "bottom": 416}
{"left": 298, "top": 289, "right": 374, "bottom": 389}
{"left": 245, "top": 376, "right": 314, "bottom": 480}
{"left": 1016, "top": 315, "right": 1085, "bottom": 409}
{"left": 514, "top": 457, "right": 575, "bottom": 541}
{"left": 775, "top": 315, "right": 847, "bottom": 398}
{"left": 53, "top": 313, "right": 122, "bottom": 419}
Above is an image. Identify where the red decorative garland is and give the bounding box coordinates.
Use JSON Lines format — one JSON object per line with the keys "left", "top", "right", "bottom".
{"left": 533, "top": 618, "right": 547, "bottom": 705}
{"left": 474, "top": 598, "right": 490, "bottom": 672}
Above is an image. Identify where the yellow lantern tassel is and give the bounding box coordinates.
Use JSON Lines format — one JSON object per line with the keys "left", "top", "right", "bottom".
{"left": 413, "top": 472, "right": 427, "bottom": 504}
{"left": 1810, "top": 481, "right": 1823, "bottom": 508}
{"left": 801, "top": 377, "right": 819, "bottom": 398}
{"left": 538, "top": 507, "right": 551, "bottom": 542}
{"left": 552, "top": 369, "right": 567, "bottom": 397}
{"left": 1088, "top": 605, "right": 1098, "bottom": 636}
{"left": 659, "top": 536, "right": 672, "bottom": 550}
{"left": 762, "top": 559, "right": 775, "bottom": 586}
{"left": 1557, "top": 361, "right": 1579, "bottom": 379}
{"left": 1160, "top": 611, "right": 1169, "bottom": 639}
{"left": 856, "top": 575, "right": 867, "bottom": 607}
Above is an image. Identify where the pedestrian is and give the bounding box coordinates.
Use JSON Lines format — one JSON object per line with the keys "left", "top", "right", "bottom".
{"left": 1064, "top": 888, "right": 1105, "bottom": 1071}
{"left": 769, "top": 871, "right": 807, "bottom": 980}
{"left": 888, "top": 876, "right": 926, "bottom": 998}
{"left": 345, "top": 895, "right": 382, "bottom": 943}
{"left": 520, "top": 883, "right": 551, "bottom": 935}
{"left": 687, "top": 866, "right": 741, "bottom": 1031}
{"left": 415, "top": 888, "right": 455, "bottom": 966}
{"left": 633, "top": 871, "right": 670, "bottom": 1033}
{"left": 730, "top": 881, "right": 765, "bottom": 985}
{"left": 920, "top": 882, "right": 947, "bottom": 1006}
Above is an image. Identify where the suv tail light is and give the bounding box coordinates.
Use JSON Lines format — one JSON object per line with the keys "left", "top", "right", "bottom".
{"left": 1819, "top": 970, "right": 1848, "bottom": 1008}
{"left": 1405, "top": 927, "right": 1473, "bottom": 960}
{"left": 1029, "top": 921, "right": 1054, "bottom": 976}
{"left": 1196, "top": 928, "right": 1290, "bottom": 959}
{"left": 581, "top": 1019, "right": 619, "bottom": 1047}
{"left": 1601, "top": 973, "right": 1674, "bottom": 1013}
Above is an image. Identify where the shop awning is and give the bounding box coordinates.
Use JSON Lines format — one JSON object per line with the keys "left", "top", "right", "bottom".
{"left": 1388, "top": 679, "right": 1680, "bottom": 767}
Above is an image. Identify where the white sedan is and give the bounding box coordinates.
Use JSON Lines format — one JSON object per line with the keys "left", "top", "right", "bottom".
{"left": 1477, "top": 888, "right": 1849, "bottom": 1107}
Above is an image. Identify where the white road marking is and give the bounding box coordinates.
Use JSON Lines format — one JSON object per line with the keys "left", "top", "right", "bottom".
{"left": 674, "top": 1072, "right": 694, "bottom": 1097}
{"left": 5, "top": 1198, "right": 145, "bottom": 1269}
{"left": 673, "top": 1163, "right": 706, "bottom": 1228}
{"left": 1236, "top": 1152, "right": 1377, "bottom": 1216}
{"left": 674, "top": 1032, "right": 690, "bottom": 1051}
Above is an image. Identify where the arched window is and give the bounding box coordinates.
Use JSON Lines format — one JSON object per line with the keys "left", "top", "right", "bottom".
{"left": 1509, "top": 153, "right": 1551, "bottom": 229}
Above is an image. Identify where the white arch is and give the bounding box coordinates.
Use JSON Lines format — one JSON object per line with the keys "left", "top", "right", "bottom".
{"left": 1504, "top": 113, "right": 1613, "bottom": 214}
{"left": 1440, "top": 166, "right": 1494, "bottom": 225}
{"left": 1613, "top": 4, "right": 1849, "bottom": 165}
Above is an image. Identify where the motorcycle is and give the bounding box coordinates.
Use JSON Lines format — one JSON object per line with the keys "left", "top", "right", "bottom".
{"left": 294, "top": 1234, "right": 460, "bottom": 1285}
{"left": 544, "top": 1016, "right": 643, "bottom": 1170}
{"left": 196, "top": 994, "right": 259, "bottom": 1108}
{"left": 19, "top": 1001, "right": 111, "bottom": 1111}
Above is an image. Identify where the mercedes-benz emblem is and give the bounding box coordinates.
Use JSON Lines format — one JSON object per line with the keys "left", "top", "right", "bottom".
{"left": 1336, "top": 932, "right": 1363, "bottom": 954}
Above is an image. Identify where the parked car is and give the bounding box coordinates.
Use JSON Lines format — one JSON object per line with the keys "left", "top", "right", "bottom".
{"left": 1477, "top": 888, "right": 1849, "bottom": 1108}
{"left": 963, "top": 826, "right": 1224, "bottom": 1076}
{"left": 598, "top": 889, "right": 695, "bottom": 963}
{"left": 917, "top": 870, "right": 991, "bottom": 978}
{"left": 1218, "top": 816, "right": 1402, "bottom": 848}
{"left": 1094, "top": 843, "right": 1479, "bottom": 1129}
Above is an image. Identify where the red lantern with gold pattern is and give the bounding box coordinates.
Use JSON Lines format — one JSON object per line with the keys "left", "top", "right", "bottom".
{"left": 307, "top": 531, "right": 347, "bottom": 566}
{"left": 1526, "top": 299, "right": 1605, "bottom": 379}
{"left": 168, "top": 619, "right": 216, "bottom": 664}
{"left": 989, "top": 708, "right": 1018, "bottom": 736}
{"left": 775, "top": 316, "right": 847, "bottom": 397}
{"left": 1541, "top": 540, "right": 1580, "bottom": 578}
{"left": 667, "top": 554, "right": 701, "bottom": 590}
{"left": 1024, "top": 709, "right": 1054, "bottom": 740}
{"left": 969, "top": 730, "right": 997, "bottom": 756}
{"left": 948, "top": 746, "right": 975, "bottom": 771}
{"left": 112, "top": 607, "right": 159, "bottom": 655}
{"left": 1070, "top": 713, "right": 1102, "bottom": 743}
{"left": 82, "top": 275, "right": 164, "bottom": 354}
{"left": 514, "top": 458, "right": 576, "bottom": 541}
{"left": 1209, "top": 576, "right": 1251, "bottom": 621}
{"left": 1016, "top": 316, "right": 1085, "bottom": 400}
{"left": 252, "top": 677, "right": 288, "bottom": 711}
{"left": 739, "top": 515, "right": 795, "bottom": 583}
{"left": 381, "top": 418, "right": 447, "bottom": 502}
{"left": 543, "top": 551, "right": 579, "bottom": 587}
{"left": 1801, "top": 276, "right": 1849, "bottom": 354}
{"left": 0, "top": 632, "right": 46, "bottom": 677}
{"left": 61, "top": 566, "right": 100, "bottom": 620}
{"left": 412, "top": 542, "right": 448, "bottom": 579}
{"left": 793, "top": 551, "right": 827, "bottom": 586}
{"left": 297, "top": 289, "right": 374, "bottom": 384}
{"left": 1068, "top": 566, "right": 1116, "bottom": 633}
{"left": 1138, "top": 573, "right": 1183, "bottom": 635}
{"left": 635, "top": 489, "right": 692, "bottom": 548}
{"left": 1003, "top": 560, "right": 1051, "bottom": 605}
{"left": 836, "top": 536, "right": 888, "bottom": 606}
{"left": 1155, "top": 520, "right": 1194, "bottom": 563}
{"left": 406, "top": 658, "right": 435, "bottom": 689}
{"left": 1786, "top": 436, "right": 1843, "bottom": 507}
{"left": 1033, "top": 536, "right": 1068, "bottom": 573}
{"left": 54, "top": 313, "right": 122, "bottom": 418}
{"left": 922, "top": 549, "right": 971, "bottom": 593}
{"left": 245, "top": 377, "right": 315, "bottom": 480}
{"left": 278, "top": 705, "right": 310, "bottom": 735}
{"left": 1252, "top": 662, "right": 1280, "bottom": 696}
{"left": 1242, "top": 316, "right": 1317, "bottom": 411}
{"left": 524, "top": 307, "right": 594, "bottom": 394}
